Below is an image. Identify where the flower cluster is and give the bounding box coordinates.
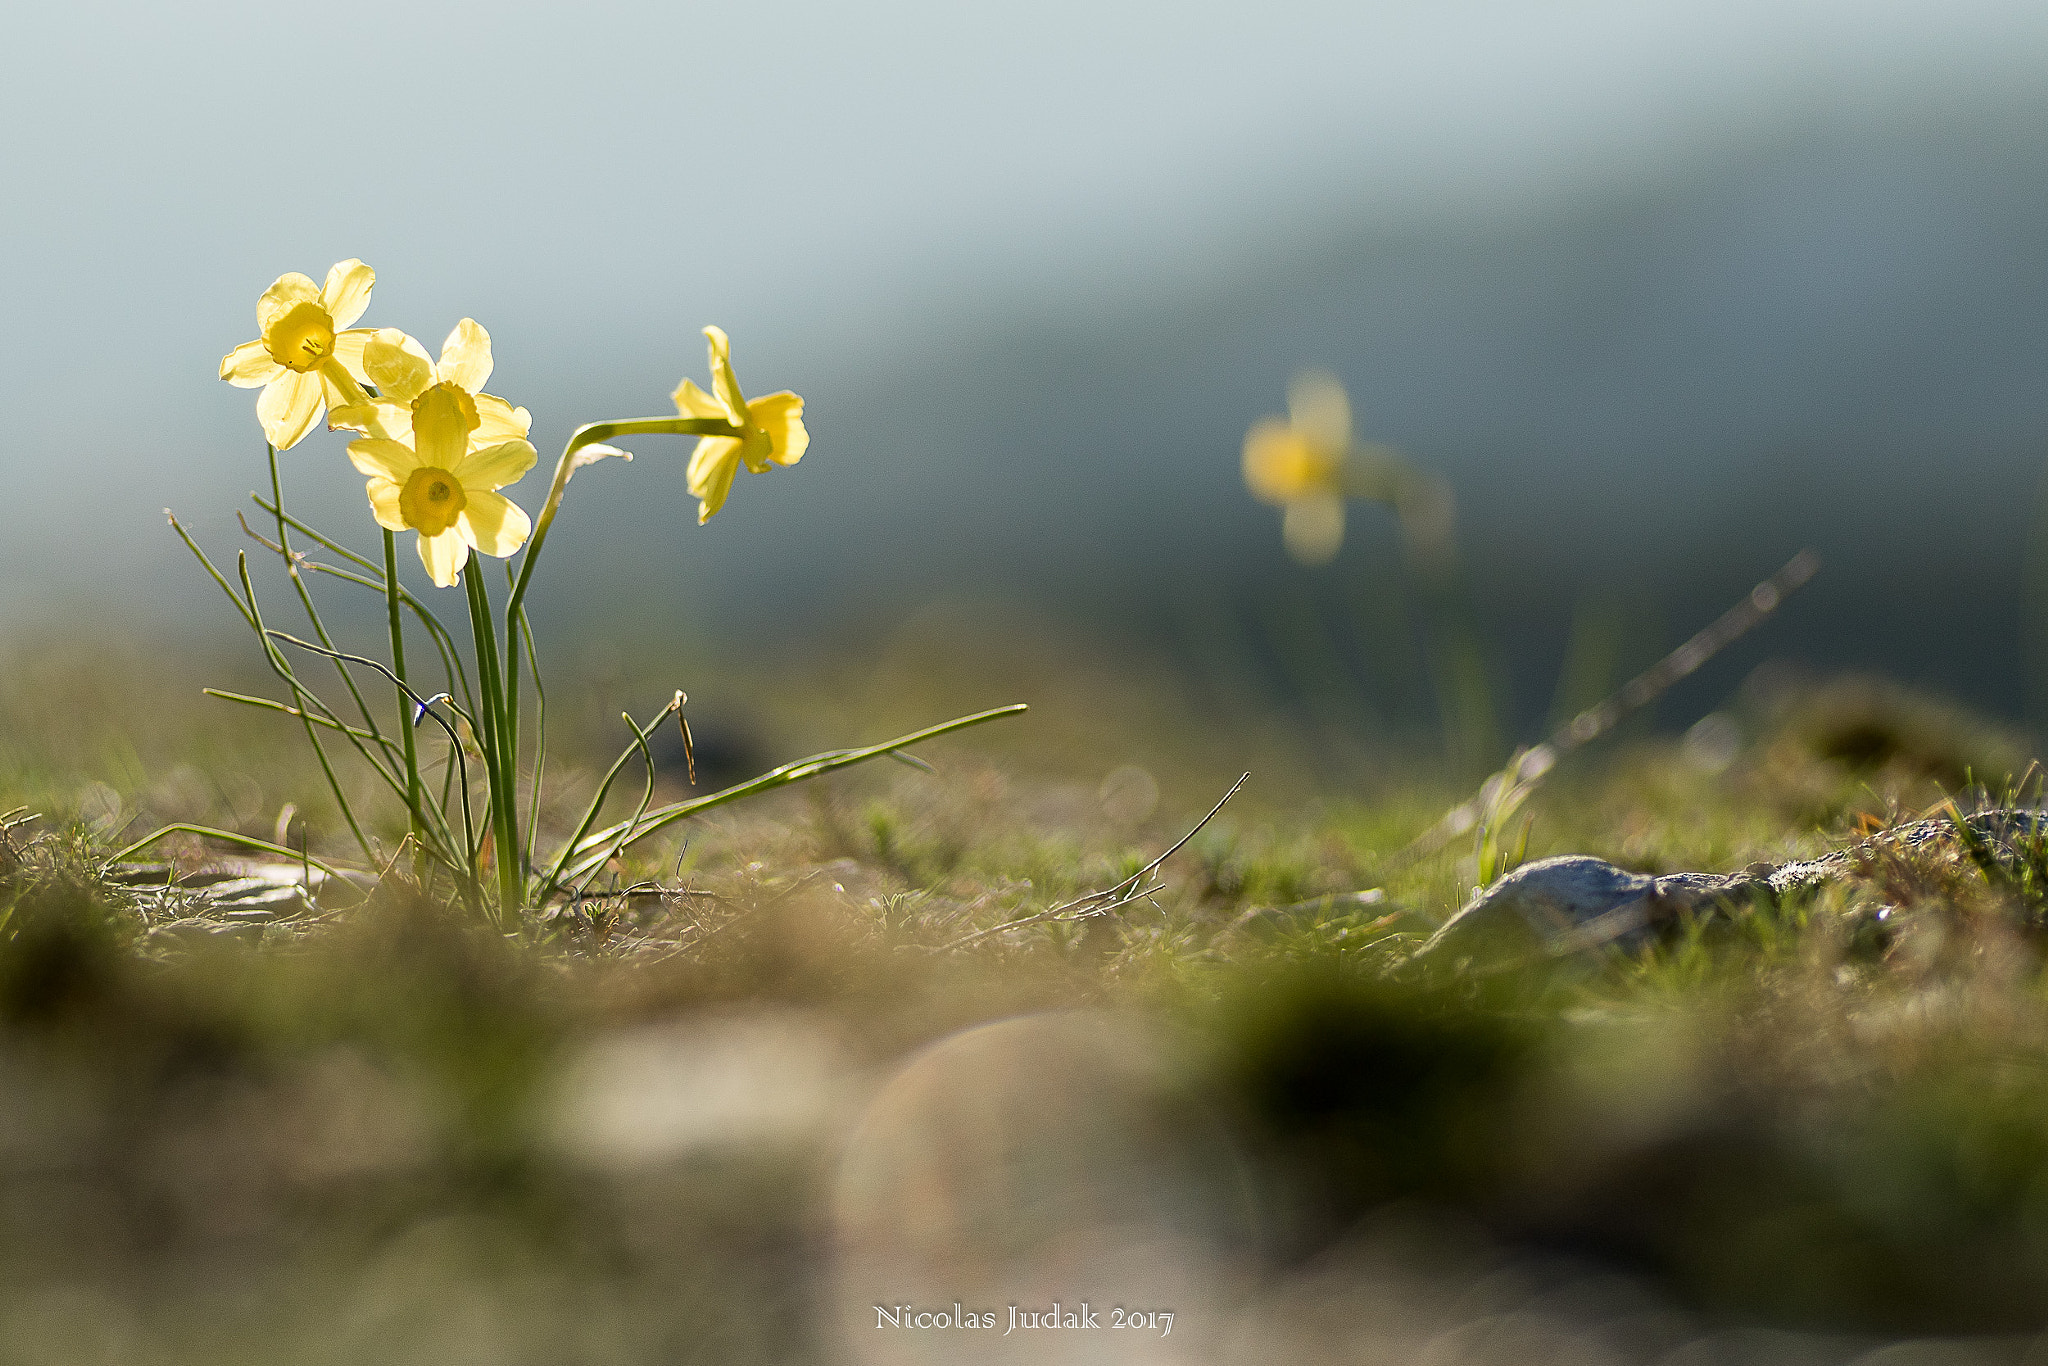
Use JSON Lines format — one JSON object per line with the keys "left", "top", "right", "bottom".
{"left": 168, "top": 258, "right": 1008, "bottom": 927}
{"left": 219, "top": 260, "right": 808, "bottom": 584}
{"left": 181, "top": 255, "right": 1037, "bottom": 935}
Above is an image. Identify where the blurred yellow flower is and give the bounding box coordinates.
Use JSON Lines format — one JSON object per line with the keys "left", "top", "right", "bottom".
{"left": 346, "top": 386, "right": 537, "bottom": 588}
{"left": 218, "top": 260, "right": 379, "bottom": 450}
{"left": 1242, "top": 371, "right": 1353, "bottom": 565}
{"left": 672, "top": 326, "right": 808, "bottom": 523}
{"left": 329, "top": 319, "right": 532, "bottom": 452}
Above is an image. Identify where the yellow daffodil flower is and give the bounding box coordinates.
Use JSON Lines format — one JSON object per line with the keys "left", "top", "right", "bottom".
{"left": 329, "top": 320, "right": 532, "bottom": 452}
{"left": 347, "top": 386, "right": 537, "bottom": 587}
{"left": 219, "top": 260, "right": 380, "bottom": 450}
{"left": 1243, "top": 371, "right": 1354, "bottom": 565}
{"left": 672, "top": 326, "right": 808, "bottom": 523}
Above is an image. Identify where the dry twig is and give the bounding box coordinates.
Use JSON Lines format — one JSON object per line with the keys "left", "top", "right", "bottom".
{"left": 936, "top": 773, "right": 1250, "bottom": 951}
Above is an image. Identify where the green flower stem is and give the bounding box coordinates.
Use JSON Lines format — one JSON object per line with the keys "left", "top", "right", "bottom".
{"left": 489, "top": 414, "right": 742, "bottom": 913}
{"left": 463, "top": 556, "right": 522, "bottom": 924}
{"left": 384, "top": 530, "right": 425, "bottom": 867}
{"left": 205, "top": 684, "right": 460, "bottom": 871}
{"left": 175, "top": 512, "right": 403, "bottom": 864}
{"left": 509, "top": 586, "right": 547, "bottom": 878}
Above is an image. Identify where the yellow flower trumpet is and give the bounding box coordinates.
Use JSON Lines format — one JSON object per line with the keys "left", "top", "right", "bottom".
{"left": 219, "top": 260, "right": 379, "bottom": 450}
{"left": 673, "top": 326, "right": 808, "bottom": 523}
{"left": 347, "top": 385, "right": 537, "bottom": 587}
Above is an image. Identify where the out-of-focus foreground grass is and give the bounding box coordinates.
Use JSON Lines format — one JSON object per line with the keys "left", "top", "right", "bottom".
{"left": 10, "top": 625, "right": 2048, "bottom": 1364}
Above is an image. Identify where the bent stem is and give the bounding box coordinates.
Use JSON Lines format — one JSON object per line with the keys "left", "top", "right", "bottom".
{"left": 489, "top": 414, "right": 743, "bottom": 918}
{"left": 504, "top": 416, "right": 742, "bottom": 630}
{"left": 500, "top": 416, "right": 741, "bottom": 738}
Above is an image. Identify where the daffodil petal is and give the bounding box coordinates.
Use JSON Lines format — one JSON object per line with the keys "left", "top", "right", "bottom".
{"left": 704, "top": 325, "right": 749, "bottom": 422}
{"left": 330, "top": 398, "right": 409, "bottom": 441}
{"left": 319, "top": 260, "right": 375, "bottom": 330}
{"left": 671, "top": 377, "right": 730, "bottom": 422}
{"left": 330, "top": 328, "right": 375, "bottom": 382}
{"left": 687, "top": 436, "right": 743, "bottom": 523}
{"left": 220, "top": 339, "right": 283, "bottom": 387}
{"left": 318, "top": 365, "right": 369, "bottom": 414}
{"left": 256, "top": 273, "right": 319, "bottom": 332}
{"left": 364, "top": 329, "right": 434, "bottom": 403}
{"left": 1282, "top": 496, "right": 1345, "bottom": 566}
{"left": 348, "top": 437, "right": 422, "bottom": 483}
{"left": 417, "top": 528, "right": 469, "bottom": 588}
{"left": 457, "top": 490, "right": 532, "bottom": 557}
{"left": 746, "top": 391, "right": 808, "bottom": 467}
{"left": 438, "top": 319, "right": 493, "bottom": 393}
{"left": 258, "top": 371, "right": 325, "bottom": 450}
{"left": 736, "top": 432, "right": 769, "bottom": 475}
{"left": 366, "top": 478, "right": 406, "bottom": 532}
{"left": 1285, "top": 371, "right": 1353, "bottom": 458}
{"left": 454, "top": 439, "right": 537, "bottom": 492}
{"left": 473, "top": 394, "right": 531, "bottom": 444}
{"left": 328, "top": 402, "right": 377, "bottom": 434}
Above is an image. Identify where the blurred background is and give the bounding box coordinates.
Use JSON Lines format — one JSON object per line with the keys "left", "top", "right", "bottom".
{"left": 5, "top": 0, "right": 2048, "bottom": 764}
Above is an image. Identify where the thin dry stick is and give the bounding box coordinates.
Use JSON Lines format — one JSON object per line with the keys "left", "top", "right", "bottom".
{"left": 1386, "top": 549, "right": 1822, "bottom": 872}
{"left": 938, "top": 772, "right": 1250, "bottom": 951}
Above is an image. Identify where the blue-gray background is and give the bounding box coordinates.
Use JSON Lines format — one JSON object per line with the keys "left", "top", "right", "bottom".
{"left": 7, "top": 0, "right": 2048, "bottom": 742}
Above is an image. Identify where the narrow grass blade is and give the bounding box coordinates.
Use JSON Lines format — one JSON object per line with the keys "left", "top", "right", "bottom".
{"left": 104, "top": 823, "right": 351, "bottom": 885}
{"left": 555, "top": 704, "right": 1027, "bottom": 887}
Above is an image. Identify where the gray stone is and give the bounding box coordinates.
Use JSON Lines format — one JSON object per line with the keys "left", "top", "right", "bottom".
{"left": 1419, "top": 808, "right": 2048, "bottom": 960}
